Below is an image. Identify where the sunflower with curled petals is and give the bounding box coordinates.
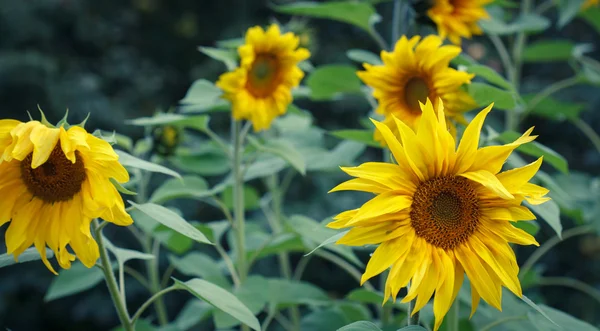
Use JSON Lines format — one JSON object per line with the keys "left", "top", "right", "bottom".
{"left": 427, "top": 0, "right": 493, "bottom": 45}
{"left": 0, "top": 118, "right": 133, "bottom": 274}
{"left": 357, "top": 35, "right": 475, "bottom": 142}
{"left": 216, "top": 24, "right": 310, "bottom": 131}
{"left": 328, "top": 99, "right": 550, "bottom": 330}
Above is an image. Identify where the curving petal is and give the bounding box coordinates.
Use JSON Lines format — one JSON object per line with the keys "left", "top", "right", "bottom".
{"left": 349, "top": 192, "right": 412, "bottom": 225}
{"left": 361, "top": 237, "right": 410, "bottom": 284}
{"left": 29, "top": 124, "right": 60, "bottom": 169}
{"left": 454, "top": 103, "right": 493, "bottom": 173}
{"left": 455, "top": 245, "right": 502, "bottom": 310}
{"left": 461, "top": 169, "right": 514, "bottom": 199}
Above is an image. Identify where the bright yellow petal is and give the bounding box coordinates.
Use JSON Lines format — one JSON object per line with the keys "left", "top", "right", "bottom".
{"left": 361, "top": 237, "right": 409, "bottom": 284}
{"left": 460, "top": 169, "right": 514, "bottom": 199}
{"left": 455, "top": 103, "right": 493, "bottom": 173}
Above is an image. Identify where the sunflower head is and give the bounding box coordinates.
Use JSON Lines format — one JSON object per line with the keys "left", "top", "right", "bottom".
{"left": 427, "top": 0, "right": 493, "bottom": 45}
{"left": 328, "top": 99, "right": 549, "bottom": 330}
{"left": 0, "top": 115, "right": 133, "bottom": 274}
{"left": 152, "top": 125, "right": 181, "bottom": 156}
{"left": 216, "top": 24, "right": 310, "bottom": 132}
{"left": 358, "top": 35, "right": 475, "bottom": 143}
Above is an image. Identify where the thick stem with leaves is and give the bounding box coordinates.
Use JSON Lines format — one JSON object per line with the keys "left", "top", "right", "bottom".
{"left": 94, "top": 220, "right": 134, "bottom": 331}
{"left": 232, "top": 119, "right": 247, "bottom": 283}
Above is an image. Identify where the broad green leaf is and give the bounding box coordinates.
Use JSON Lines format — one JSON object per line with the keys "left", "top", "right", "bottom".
{"left": 521, "top": 295, "right": 559, "bottom": 327}
{"left": 170, "top": 148, "right": 230, "bottom": 177}
{"left": 307, "top": 141, "right": 366, "bottom": 171}
{"left": 302, "top": 308, "right": 348, "bottom": 330}
{"left": 272, "top": 1, "right": 379, "bottom": 32}
{"left": 466, "top": 65, "right": 513, "bottom": 90}
{"left": 247, "top": 137, "right": 307, "bottom": 175}
{"left": 580, "top": 6, "right": 600, "bottom": 35}
{"left": 174, "top": 278, "right": 261, "bottom": 331}
{"left": 198, "top": 46, "right": 237, "bottom": 71}
{"left": 116, "top": 150, "right": 181, "bottom": 179}
{"left": 481, "top": 13, "right": 550, "bottom": 35}
{"left": 221, "top": 185, "right": 260, "bottom": 211}
{"left": 527, "top": 200, "right": 562, "bottom": 238}
{"left": 337, "top": 321, "right": 382, "bottom": 331}
{"left": 451, "top": 53, "right": 477, "bottom": 67}
{"left": 346, "top": 288, "right": 385, "bottom": 305}
{"left": 213, "top": 276, "right": 269, "bottom": 329}
{"left": 169, "top": 299, "right": 212, "bottom": 331}
{"left": 522, "top": 40, "right": 575, "bottom": 62}
{"left": 523, "top": 94, "right": 585, "bottom": 121}
{"left": 267, "top": 278, "right": 330, "bottom": 306}
{"left": 169, "top": 253, "right": 230, "bottom": 288}
{"left": 330, "top": 129, "right": 381, "bottom": 148}
{"left": 346, "top": 49, "right": 382, "bottom": 65}
{"left": 216, "top": 37, "right": 244, "bottom": 49}
{"left": 337, "top": 302, "right": 372, "bottom": 323}
{"left": 529, "top": 304, "right": 598, "bottom": 331}
{"left": 468, "top": 82, "right": 518, "bottom": 110}
{"left": 497, "top": 131, "right": 569, "bottom": 173}
{"left": 110, "top": 178, "right": 137, "bottom": 196}
{"left": 306, "top": 231, "right": 349, "bottom": 256}
{"left": 0, "top": 247, "right": 54, "bottom": 268}
{"left": 45, "top": 263, "right": 104, "bottom": 301}
{"left": 307, "top": 65, "right": 362, "bottom": 100}
{"left": 103, "top": 238, "right": 154, "bottom": 265}
{"left": 514, "top": 220, "right": 540, "bottom": 236}
{"left": 129, "top": 202, "right": 213, "bottom": 244}
{"left": 558, "top": 0, "right": 587, "bottom": 28}
{"left": 244, "top": 157, "right": 287, "bottom": 181}
{"left": 149, "top": 175, "right": 211, "bottom": 203}
{"left": 126, "top": 113, "right": 210, "bottom": 132}
{"left": 180, "top": 79, "right": 228, "bottom": 112}
{"left": 397, "top": 327, "right": 428, "bottom": 331}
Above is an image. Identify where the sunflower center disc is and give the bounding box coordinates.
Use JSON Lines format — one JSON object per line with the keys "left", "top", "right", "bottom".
{"left": 404, "top": 77, "right": 430, "bottom": 113}
{"left": 247, "top": 54, "right": 280, "bottom": 97}
{"left": 20, "top": 143, "right": 86, "bottom": 203}
{"left": 410, "top": 176, "right": 479, "bottom": 250}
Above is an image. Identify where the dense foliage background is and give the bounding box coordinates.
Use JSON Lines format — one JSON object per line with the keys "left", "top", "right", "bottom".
{"left": 1, "top": 0, "right": 600, "bottom": 330}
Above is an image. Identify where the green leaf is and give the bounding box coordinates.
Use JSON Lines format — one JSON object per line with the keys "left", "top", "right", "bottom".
{"left": 174, "top": 278, "right": 261, "bottom": 331}
{"left": 198, "top": 46, "right": 237, "bottom": 71}
{"left": 520, "top": 295, "right": 559, "bottom": 328}
{"left": 221, "top": 185, "right": 260, "bottom": 211}
{"left": 330, "top": 129, "right": 381, "bottom": 148}
{"left": 247, "top": 137, "right": 307, "bottom": 175}
{"left": 337, "top": 321, "right": 382, "bottom": 331}
{"left": 45, "top": 263, "right": 104, "bottom": 301}
{"left": 307, "top": 65, "right": 362, "bottom": 100}
{"left": 346, "top": 49, "right": 382, "bottom": 65}
{"left": 529, "top": 304, "right": 598, "bottom": 331}
{"left": 346, "top": 288, "right": 385, "bottom": 304}
{"left": 103, "top": 238, "right": 154, "bottom": 265}
{"left": 307, "top": 141, "right": 366, "bottom": 171}
{"left": 514, "top": 220, "right": 540, "bottom": 236}
{"left": 213, "top": 276, "right": 269, "bottom": 329}
{"left": 170, "top": 146, "right": 230, "bottom": 177}
{"left": 466, "top": 65, "right": 514, "bottom": 90}
{"left": 110, "top": 178, "right": 137, "bottom": 196}
{"left": 0, "top": 247, "right": 54, "bottom": 268}
{"left": 527, "top": 200, "right": 562, "bottom": 238}
{"left": 522, "top": 40, "right": 575, "bottom": 62}
{"left": 468, "top": 82, "right": 518, "bottom": 110}
{"left": 169, "top": 253, "right": 230, "bottom": 288}
{"left": 481, "top": 13, "right": 550, "bottom": 35}
{"left": 496, "top": 131, "right": 569, "bottom": 173}
{"left": 523, "top": 94, "right": 585, "bottom": 121}
{"left": 397, "top": 327, "right": 428, "bottom": 331}
{"left": 337, "top": 302, "right": 372, "bottom": 323}
{"left": 126, "top": 113, "right": 210, "bottom": 132}
{"left": 267, "top": 278, "right": 330, "bottom": 306}
{"left": 129, "top": 202, "right": 213, "bottom": 244}
{"left": 305, "top": 230, "right": 348, "bottom": 256}
{"left": 116, "top": 150, "right": 181, "bottom": 179}
{"left": 149, "top": 175, "right": 211, "bottom": 203}
{"left": 180, "top": 79, "right": 228, "bottom": 112}
{"left": 580, "top": 6, "right": 600, "bottom": 35}
{"left": 302, "top": 308, "right": 348, "bottom": 330}
{"left": 169, "top": 299, "right": 212, "bottom": 331}
{"left": 243, "top": 157, "right": 288, "bottom": 181}
{"left": 558, "top": 0, "right": 587, "bottom": 28}
{"left": 272, "top": 1, "right": 379, "bottom": 32}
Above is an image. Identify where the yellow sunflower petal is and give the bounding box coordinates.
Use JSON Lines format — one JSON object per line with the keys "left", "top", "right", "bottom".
{"left": 361, "top": 237, "right": 409, "bottom": 284}
{"left": 455, "top": 103, "right": 493, "bottom": 173}
{"left": 29, "top": 125, "right": 60, "bottom": 168}
{"left": 460, "top": 169, "right": 514, "bottom": 199}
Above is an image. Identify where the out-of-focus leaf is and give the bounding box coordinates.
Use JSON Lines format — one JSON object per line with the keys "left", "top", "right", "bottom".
{"left": 45, "top": 263, "right": 104, "bottom": 302}
{"left": 129, "top": 202, "right": 213, "bottom": 244}
{"left": 466, "top": 65, "right": 514, "bottom": 90}
{"left": 110, "top": 178, "right": 137, "bottom": 196}
{"left": 580, "top": 6, "right": 600, "bottom": 34}
{"left": 481, "top": 13, "right": 550, "bottom": 35}
{"left": 497, "top": 131, "right": 569, "bottom": 173}
{"left": 557, "top": 0, "right": 587, "bottom": 28}
{"left": 198, "top": 46, "right": 237, "bottom": 70}
{"left": 221, "top": 185, "right": 261, "bottom": 211}
{"left": 307, "top": 141, "right": 366, "bottom": 171}
{"left": 174, "top": 278, "right": 261, "bottom": 331}
{"left": 346, "top": 49, "right": 382, "bottom": 65}
{"left": 116, "top": 150, "right": 181, "bottom": 179}
{"left": 307, "top": 65, "right": 362, "bottom": 100}
{"left": 514, "top": 220, "right": 540, "bottom": 236}
{"left": 529, "top": 304, "right": 598, "bottom": 331}
{"left": 337, "top": 302, "right": 372, "bottom": 323}
{"left": 180, "top": 79, "right": 228, "bottom": 112}
{"left": 302, "top": 308, "right": 348, "bottom": 330}
{"left": 522, "top": 40, "right": 575, "bottom": 62}
{"left": 213, "top": 276, "right": 269, "bottom": 329}
{"left": 337, "top": 321, "right": 382, "bottom": 331}
{"left": 0, "top": 247, "right": 53, "bottom": 268}
{"left": 169, "top": 253, "right": 230, "bottom": 288}
{"left": 521, "top": 295, "right": 559, "bottom": 327}
{"left": 468, "top": 82, "right": 518, "bottom": 110}
{"left": 169, "top": 144, "right": 230, "bottom": 177}
{"left": 267, "top": 278, "right": 330, "bottom": 306}
{"left": 247, "top": 137, "right": 306, "bottom": 175}
{"left": 126, "top": 113, "right": 210, "bottom": 132}
{"left": 330, "top": 129, "right": 381, "bottom": 148}
{"left": 346, "top": 289, "right": 385, "bottom": 304}
{"left": 527, "top": 200, "right": 562, "bottom": 238}
{"left": 168, "top": 299, "right": 212, "bottom": 331}
{"left": 103, "top": 238, "right": 154, "bottom": 265}
{"left": 149, "top": 175, "right": 210, "bottom": 203}
{"left": 272, "top": 1, "right": 380, "bottom": 32}
{"left": 523, "top": 94, "right": 585, "bottom": 121}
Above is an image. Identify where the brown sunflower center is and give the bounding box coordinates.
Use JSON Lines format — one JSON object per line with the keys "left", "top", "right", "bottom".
{"left": 404, "top": 77, "right": 430, "bottom": 113}
{"left": 20, "top": 143, "right": 86, "bottom": 203}
{"left": 246, "top": 53, "right": 280, "bottom": 97}
{"left": 410, "top": 176, "right": 479, "bottom": 250}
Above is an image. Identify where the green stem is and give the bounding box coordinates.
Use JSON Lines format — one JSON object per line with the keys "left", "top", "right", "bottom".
{"left": 123, "top": 265, "right": 152, "bottom": 292}
{"left": 379, "top": 270, "right": 392, "bottom": 326}
{"left": 131, "top": 286, "right": 178, "bottom": 325}
{"left": 520, "top": 225, "right": 594, "bottom": 279}
{"left": 391, "top": 0, "right": 402, "bottom": 43}
{"left": 536, "top": 277, "right": 600, "bottom": 305}
{"left": 406, "top": 285, "right": 420, "bottom": 326}
{"left": 480, "top": 315, "right": 528, "bottom": 331}
{"left": 145, "top": 239, "right": 168, "bottom": 326}
{"left": 521, "top": 76, "right": 583, "bottom": 120}
{"left": 94, "top": 220, "right": 133, "bottom": 331}
{"left": 232, "top": 119, "right": 248, "bottom": 283}
{"left": 368, "top": 28, "right": 390, "bottom": 51}
{"left": 204, "top": 127, "right": 232, "bottom": 158}
{"left": 446, "top": 300, "right": 459, "bottom": 331}
{"left": 571, "top": 117, "right": 600, "bottom": 156}
{"left": 488, "top": 34, "right": 514, "bottom": 79}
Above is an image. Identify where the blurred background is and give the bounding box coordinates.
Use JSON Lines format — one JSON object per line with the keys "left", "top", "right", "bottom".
{"left": 1, "top": 0, "right": 599, "bottom": 330}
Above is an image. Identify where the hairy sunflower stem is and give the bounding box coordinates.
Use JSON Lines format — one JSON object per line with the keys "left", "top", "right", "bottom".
{"left": 232, "top": 119, "right": 248, "bottom": 284}
{"left": 131, "top": 286, "right": 178, "bottom": 326}
{"left": 94, "top": 220, "right": 134, "bottom": 331}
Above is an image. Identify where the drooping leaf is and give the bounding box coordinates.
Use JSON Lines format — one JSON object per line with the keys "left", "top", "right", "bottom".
{"left": 126, "top": 113, "right": 210, "bottom": 132}
{"left": 272, "top": 1, "right": 380, "bottom": 32}
{"left": 170, "top": 145, "right": 230, "bottom": 177}
{"left": 45, "top": 263, "right": 104, "bottom": 302}
{"left": 346, "top": 49, "right": 382, "bottom": 65}
{"left": 103, "top": 237, "right": 154, "bottom": 265}
{"left": 129, "top": 202, "right": 213, "bottom": 244}
{"left": 526, "top": 200, "right": 562, "bottom": 238}
{"left": 521, "top": 295, "right": 559, "bottom": 327}
{"left": 522, "top": 40, "right": 575, "bottom": 62}
{"left": 213, "top": 276, "right": 269, "bottom": 329}
{"left": 307, "top": 65, "right": 362, "bottom": 100}
{"left": 116, "top": 150, "right": 181, "bottom": 179}
{"left": 174, "top": 278, "right": 261, "bottom": 331}
{"left": 0, "top": 247, "right": 54, "bottom": 268}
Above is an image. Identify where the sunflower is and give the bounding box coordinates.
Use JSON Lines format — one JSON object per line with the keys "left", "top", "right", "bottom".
{"left": 0, "top": 118, "right": 133, "bottom": 274}
{"left": 427, "top": 0, "right": 492, "bottom": 45}
{"left": 216, "top": 24, "right": 310, "bottom": 131}
{"left": 328, "top": 99, "right": 549, "bottom": 330}
{"left": 358, "top": 35, "right": 475, "bottom": 141}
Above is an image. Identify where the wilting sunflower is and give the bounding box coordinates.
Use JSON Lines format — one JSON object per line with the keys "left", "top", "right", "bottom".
{"left": 328, "top": 99, "right": 549, "bottom": 330}
{"left": 0, "top": 118, "right": 133, "bottom": 274}
{"left": 358, "top": 35, "right": 475, "bottom": 141}
{"left": 216, "top": 24, "right": 310, "bottom": 131}
{"left": 427, "top": 0, "right": 492, "bottom": 45}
